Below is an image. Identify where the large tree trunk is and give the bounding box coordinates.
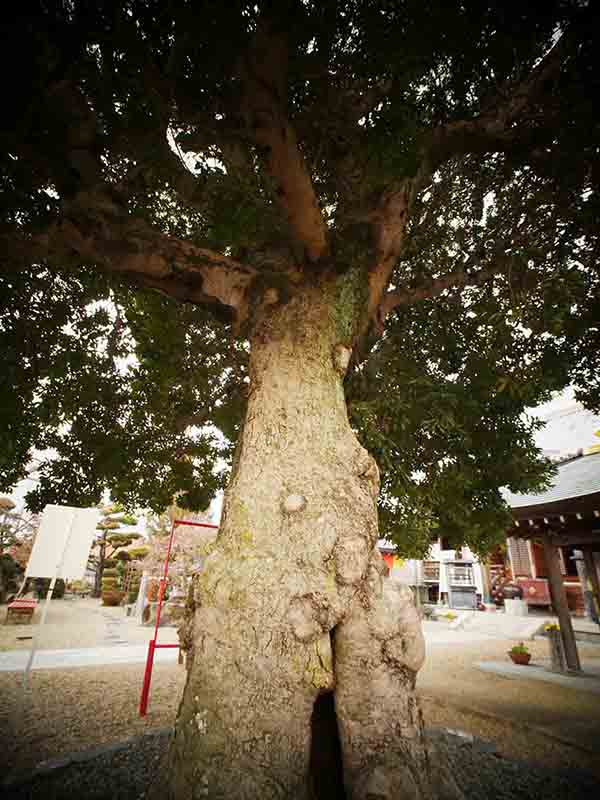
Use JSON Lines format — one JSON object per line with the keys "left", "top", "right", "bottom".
{"left": 152, "top": 284, "right": 456, "bottom": 799}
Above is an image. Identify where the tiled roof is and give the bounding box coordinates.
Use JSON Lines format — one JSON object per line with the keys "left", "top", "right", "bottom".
{"left": 502, "top": 452, "right": 600, "bottom": 509}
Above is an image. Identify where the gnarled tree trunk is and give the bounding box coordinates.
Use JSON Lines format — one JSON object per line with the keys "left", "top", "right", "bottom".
{"left": 152, "top": 283, "right": 455, "bottom": 799}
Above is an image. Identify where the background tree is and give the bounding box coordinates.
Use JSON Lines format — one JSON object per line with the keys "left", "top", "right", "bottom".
{"left": 0, "top": 498, "right": 37, "bottom": 561}
{"left": 144, "top": 503, "right": 217, "bottom": 597}
{"left": 0, "top": 499, "right": 38, "bottom": 601}
{"left": 1, "top": 2, "right": 599, "bottom": 797}
{"left": 91, "top": 503, "right": 140, "bottom": 597}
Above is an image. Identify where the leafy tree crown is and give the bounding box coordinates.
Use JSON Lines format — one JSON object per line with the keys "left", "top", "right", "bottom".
{"left": 1, "top": 2, "right": 599, "bottom": 556}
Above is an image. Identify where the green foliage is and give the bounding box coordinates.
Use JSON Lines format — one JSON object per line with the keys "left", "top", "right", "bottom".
{"left": 128, "top": 576, "right": 142, "bottom": 604}
{"left": 34, "top": 578, "right": 66, "bottom": 599}
{"left": 128, "top": 546, "right": 150, "bottom": 561}
{"left": 0, "top": 274, "right": 243, "bottom": 512}
{"left": 509, "top": 642, "right": 530, "bottom": 655}
{"left": 0, "top": 553, "right": 22, "bottom": 599}
{"left": 102, "top": 568, "right": 118, "bottom": 579}
{"left": 1, "top": 2, "right": 599, "bottom": 561}
{"left": 107, "top": 532, "right": 141, "bottom": 548}
{"left": 0, "top": 523, "right": 18, "bottom": 552}
{"left": 347, "top": 279, "right": 558, "bottom": 556}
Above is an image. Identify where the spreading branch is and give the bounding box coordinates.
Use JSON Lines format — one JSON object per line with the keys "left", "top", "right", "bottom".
{"left": 426, "top": 32, "right": 569, "bottom": 168}
{"left": 4, "top": 206, "right": 256, "bottom": 319}
{"left": 379, "top": 265, "right": 500, "bottom": 322}
{"left": 239, "top": 23, "right": 328, "bottom": 263}
{"left": 366, "top": 31, "right": 572, "bottom": 332}
{"left": 365, "top": 183, "right": 412, "bottom": 329}
{"left": 4, "top": 74, "right": 258, "bottom": 320}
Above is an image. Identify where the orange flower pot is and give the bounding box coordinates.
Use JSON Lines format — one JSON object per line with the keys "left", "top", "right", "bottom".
{"left": 508, "top": 651, "right": 531, "bottom": 665}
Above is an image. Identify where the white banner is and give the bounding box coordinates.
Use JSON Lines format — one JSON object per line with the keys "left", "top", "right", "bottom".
{"left": 25, "top": 505, "right": 100, "bottom": 580}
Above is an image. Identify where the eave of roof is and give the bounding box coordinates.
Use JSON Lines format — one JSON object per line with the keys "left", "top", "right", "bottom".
{"left": 502, "top": 452, "right": 600, "bottom": 511}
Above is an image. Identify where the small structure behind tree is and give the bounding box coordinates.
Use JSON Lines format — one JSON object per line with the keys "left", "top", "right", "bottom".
{"left": 503, "top": 450, "right": 600, "bottom": 672}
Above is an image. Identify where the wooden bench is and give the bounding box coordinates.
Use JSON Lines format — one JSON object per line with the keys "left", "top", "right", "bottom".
{"left": 5, "top": 598, "right": 38, "bottom": 624}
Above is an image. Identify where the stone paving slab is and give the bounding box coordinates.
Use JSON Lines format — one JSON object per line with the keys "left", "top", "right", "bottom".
{"left": 0, "top": 644, "right": 179, "bottom": 672}
{"left": 423, "top": 624, "right": 509, "bottom": 646}
{"left": 476, "top": 658, "right": 600, "bottom": 694}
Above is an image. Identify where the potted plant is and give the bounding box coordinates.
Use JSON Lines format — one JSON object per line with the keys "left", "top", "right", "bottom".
{"left": 508, "top": 641, "right": 531, "bottom": 665}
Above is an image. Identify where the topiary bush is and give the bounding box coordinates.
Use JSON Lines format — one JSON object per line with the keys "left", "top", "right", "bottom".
{"left": 103, "top": 568, "right": 118, "bottom": 578}
{"left": 101, "top": 562, "right": 128, "bottom": 606}
{"left": 102, "top": 590, "right": 125, "bottom": 607}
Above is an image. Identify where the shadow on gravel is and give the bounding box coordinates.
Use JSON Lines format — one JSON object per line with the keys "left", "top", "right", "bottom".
{"left": 2, "top": 728, "right": 599, "bottom": 800}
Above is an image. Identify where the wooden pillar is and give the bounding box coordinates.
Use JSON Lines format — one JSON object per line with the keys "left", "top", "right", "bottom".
{"left": 480, "top": 560, "right": 492, "bottom": 604}
{"left": 582, "top": 547, "right": 600, "bottom": 622}
{"left": 542, "top": 535, "right": 581, "bottom": 672}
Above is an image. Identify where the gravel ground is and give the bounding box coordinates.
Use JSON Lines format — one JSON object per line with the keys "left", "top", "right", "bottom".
{"left": 1, "top": 599, "right": 599, "bottom": 795}
{"left": 418, "top": 636, "right": 600, "bottom": 777}
{"left": 2, "top": 727, "right": 598, "bottom": 800}
{"left": 0, "top": 662, "right": 185, "bottom": 782}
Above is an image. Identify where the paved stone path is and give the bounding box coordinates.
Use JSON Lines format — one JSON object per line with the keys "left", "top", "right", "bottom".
{"left": 476, "top": 658, "right": 600, "bottom": 694}
{"left": 100, "top": 610, "right": 129, "bottom": 646}
{"left": 0, "top": 644, "right": 178, "bottom": 671}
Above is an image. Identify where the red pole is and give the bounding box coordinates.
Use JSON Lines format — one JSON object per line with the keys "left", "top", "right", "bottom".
{"left": 139, "top": 639, "right": 156, "bottom": 716}
{"left": 173, "top": 520, "right": 218, "bottom": 529}
{"left": 139, "top": 518, "right": 177, "bottom": 716}
{"left": 138, "top": 518, "right": 219, "bottom": 717}
{"left": 153, "top": 518, "right": 177, "bottom": 638}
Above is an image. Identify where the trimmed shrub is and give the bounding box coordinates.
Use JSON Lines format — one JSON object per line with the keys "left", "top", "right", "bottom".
{"left": 102, "top": 589, "right": 125, "bottom": 606}
{"left": 102, "top": 591, "right": 125, "bottom": 607}
{"left": 103, "top": 568, "right": 118, "bottom": 578}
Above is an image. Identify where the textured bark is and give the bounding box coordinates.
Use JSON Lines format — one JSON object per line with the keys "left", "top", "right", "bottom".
{"left": 152, "top": 284, "right": 456, "bottom": 799}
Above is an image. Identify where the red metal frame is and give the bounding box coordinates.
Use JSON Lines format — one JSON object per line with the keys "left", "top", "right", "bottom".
{"left": 139, "top": 519, "right": 218, "bottom": 716}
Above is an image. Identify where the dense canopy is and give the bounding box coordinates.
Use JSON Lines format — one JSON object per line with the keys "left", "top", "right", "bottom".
{"left": 1, "top": 1, "right": 599, "bottom": 556}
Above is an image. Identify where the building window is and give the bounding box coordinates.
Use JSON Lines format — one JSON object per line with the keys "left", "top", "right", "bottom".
{"left": 508, "top": 537, "right": 532, "bottom": 577}
{"left": 423, "top": 561, "right": 440, "bottom": 582}
{"left": 447, "top": 563, "right": 474, "bottom": 586}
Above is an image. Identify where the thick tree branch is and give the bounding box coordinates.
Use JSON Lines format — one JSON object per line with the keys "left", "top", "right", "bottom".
{"left": 363, "top": 32, "right": 571, "bottom": 335}
{"left": 239, "top": 24, "right": 328, "bottom": 263}
{"left": 4, "top": 76, "right": 260, "bottom": 322}
{"left": 5, "top": 204, "right": 256, "bottom": 320}
{"left": 365, "top": 183, "right": 412, "bottom": 329}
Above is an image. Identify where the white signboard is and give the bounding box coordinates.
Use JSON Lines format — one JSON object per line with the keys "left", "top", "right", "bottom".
{"left": 25, "top": 505, "right": 99, "bottom": 580}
